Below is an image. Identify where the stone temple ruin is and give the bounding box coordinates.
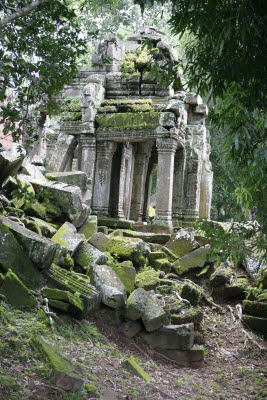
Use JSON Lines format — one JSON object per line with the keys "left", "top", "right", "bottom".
{"left": 44, "top": 27, "right": 213, "bottom": 232}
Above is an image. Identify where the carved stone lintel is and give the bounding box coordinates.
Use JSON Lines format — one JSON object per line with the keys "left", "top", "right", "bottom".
{"left": 156, "top": 138, "right": 178, "bottom": 154}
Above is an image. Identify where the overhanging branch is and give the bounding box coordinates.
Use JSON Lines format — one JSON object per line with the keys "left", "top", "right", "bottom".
{"left": 0, "top": 0, "right": 48, "bottom": 29}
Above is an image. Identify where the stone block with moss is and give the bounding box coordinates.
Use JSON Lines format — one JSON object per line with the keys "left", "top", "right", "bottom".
{"left": 173, "top": 245, "right": 213, "bottom": 276}
{"left": 242, "top": 315, "right": 267, "bottom": 336}
{"left": 0, "top": 221, "right": 45, "bottom": 289}
{"left": 209, "top": 265, "right": 232, "bottom": 287}
{"left": 140, "top": 323, "right": 194, "bottom": 350}
{"left": 78, "top": 215, "right": 98, "bottom": 239}
{"left": 124, "top": 230, "right": 171, "bottom": 244}
{"left": 52, "top": 222, "right": 85, "bottom": 253}
{"left": 73, "top": 241, "right": 108, "bottom": 272}
{"left": 135, "top": 269, "right": 160, "bottom": 291}
{"left": 31, "top": 335, "right": 83, "bottom": 391}
{"left": 142, "top": 292, "right": 169, "bottom": 332}
{"left": 171, "top": 307, "right": 203, "bottom": 326}
{"left": 224, "top": 277, "right": 249, "bottom": 299}
{"left": 45, "top": 264, "right": 100, "bottom": 316}
{"left": 180, "top": 283, "right": 203, "bottom": 306}
{"left": 107, "top": 236, "right": 150, "bottom": 267}
{"left": 95, "top": 111, "right": 160, "bottom": 130}
{"left": 0, "top": 269, "right": 37, "bottom": 308}
{"left": 150, "top": 258, "right": 172, "bottom": 273}
{"left": 242, "top": 300, "right": 267, "bottom": 318}
{"left": 126, "top": 288, "right": 149, "bottom": 320}
{"left": 165, "top": 229, "right": 199, "bottom": 258}
{"left": 113, "top": 264, "right": 136, "bottom": 293}
{"left": 42, "top": 288, "right": 84, "bottom": 316}
{"left": 161, "top": 246, "right": 178, "bottom": 262}
{"left": 121, "top": 357, "right": 151, "bottom": 382}
{"left": 88, "top": 232, "right": 109, "bottom": 252}
{"left": 46, "top": 171, "right": 87, "bottom": 190}
{"left": 1, "top": 215, "right": 57, "bottom": 270}
{"left": 98, "top": 217, "right": 133, "bottom": 230}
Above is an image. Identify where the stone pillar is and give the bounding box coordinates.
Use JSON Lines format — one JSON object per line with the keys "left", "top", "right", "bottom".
{"left": 117, "top": 143, "right": 134, "bottom": 219}
{"left": 130, "top": 142, "right": 152, "bottom": 221}
{"left": 142, "top": 154, "right": 157, "bottom": 221}
{"left": 199, "top": 160, "right": 213, "bottom": 219}
{"left": 172, "top": 147, "right": 186, "bottom": 227}
{"left": 91, "top": 141, "right": 117, "bottom": 215}
{"left": 153, "top": 138, "right": 177, "bottom": 232}
{"left": 78, "top": 134, "right": 96, "bottom": 182}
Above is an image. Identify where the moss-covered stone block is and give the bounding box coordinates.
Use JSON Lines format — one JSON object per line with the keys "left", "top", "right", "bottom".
{"left": 73, "top": 241, "right": 108, "bottom": 271}
{"left": 98, "top": 217, "right": 133, "bottom": 230}
{"left": 135, "top": 269, "right": 160, "bottom": 291}
{"left": 113, "top": 264, "right": 136, "bottom": 293}
{"left": 242, "top": 300, "right": 267, "bottom": 318}
{"left": 165, "top": 229, "right": 199, "bottom": 258}
{"left": 171, "top": 307, "right": 203, "bottom": 326}
{"left": 107, "top": 236, "right": 150, "bottom": 267}
{"left": 126, "top": 288, "right": 149, "bottom": 320}
{"left": 0, "top": 269, "right": 37, "bottom": 308}
{"left": 78, "top": 215, "right": 97, "bottom": 239}
{"left": 95, "top": 111, "right": 160, "bottom": 130}
{"left": 45, "top": 264, "right": 100, "bottom": 316}
{"left": 209, "top": 265, "right": 232, "bottom": 287}
{"left": 180, "top": 283, "right": 203, "bottom": 306}
{"left": 161, "top": 246, "right": 178, "bottom": 262}
{"left": 151, "top": 258, "right": 172, "bottom": 273}
{"left": 31, "top": 335, "right": 83, "bottom": 391}
{"left": 122, "top": 357, "right": 151, "bottom": 382}
{"left": 242, "top": 315, "right": 267, "bottom": 336}
{"left": 0, "top": 221, "right": 45, "bottom": 289}
{"left": 52, "top": 222, "right": 85, "bottom": 253}
{"left": 42, "top": 288, "right": 84, "bottom": 315}
{"left": 173, "top": 245, "right": 212, "bottom": 276}
{"left": 85, "top": 384, "right": 99, "bottom": 396}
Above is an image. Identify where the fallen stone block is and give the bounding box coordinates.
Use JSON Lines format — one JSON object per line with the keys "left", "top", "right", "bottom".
{"left": 45, "top": 264, "right": 101, "bottom": 315}
{"left": 73, "top": 241, "right": 108, "bottom": 271}
{"left": 173, "top": 245, "right": 212, "bottom": 276}
{"left": 90, "top": 264, "right": 127, "bottom": 308}
{"left": 78, "top": 215, "right": 97, "bottom": 239}
{"left": 135, "top": 269, "right": 161, "bottom": 291}
{"left": 107, "top": 236, "right": 150, "bottom": 267}
{"left": 113, "top": 263, "right": 136, "bottom": 293}
{"left": 47, "top": 132, "right": 78, "bottom": 172}
{"left": 171, "top": 308, "right": 203, "bottom": 326}
{"left": 31, "top": 335, "right": 83, "bottom": 391}
{"left": 123, "top": 230, "right": 171, "bottom": 244}
{"left": 209, "top": 265, "right": 232, "bottom": 287}
{"left": 0, "top": 270, "right": 37, "bottom": 308}
{"left": 242, "top": 300, "right": 267, "bottom": 318}
{"left": 46, "top": 171, "right": 88, "bottom": 190}
{"left": 88, "top": 232, "right": 109, "bottom": 252}
{"left": 242, "top": 315, "right": 267, "bottom": 336}
{"left": 121, "top": 358, "right": 151, "bottom": 382}
{"left": 156, "top": 347, "right": 204, "bottom": 368}
{"left": 180, "top": 283, "right": 203, "bottom": 306}
{"left": 51, "top": 222, "right": 85, "bottom": 253}
{"left": 0, "top": 220, "right": 45, "bottom": 289}
{"left": 165, "top": 229, "right": 199, "bottom": 258}
{"left": 42, "top": 288, "right": 84, "bottom": 317}
{"left": 151, "top": 258, "right": 172, "bottom": 273}
{"left": 30, "top": 218, "right": 58, "bottom": 238}
{"left": 0, "top": 216, "right": 57, "bottom": 270}
{"left": 98, "top": 217, "right": 133, "bottom": 230}
{"left": 161, "top": 246, "right": 178, "bottom": 262}
{"left": 142, "top": 292, "right": 169, "bottom": 332}
{"left": 140, "top": 323, "right": 194, "bottom": 350}
{"left": 69, "top": 203, "right": 91, "bottom": 229}
{"left": 20, "top": 158, "right": 44, "bottom": 178}
{"left": 126, "top": 288, "right": 150, "bottom": 320}
{"left": 0, "top": 145, "right": 25, "bottom": 185}
{"left": 120, "top": 320, "right": 142, "bottom": 338}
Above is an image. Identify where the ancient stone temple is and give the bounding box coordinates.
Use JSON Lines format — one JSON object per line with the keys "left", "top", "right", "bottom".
{"left": 44, "top": 27, "right": 213, "bottom": 232}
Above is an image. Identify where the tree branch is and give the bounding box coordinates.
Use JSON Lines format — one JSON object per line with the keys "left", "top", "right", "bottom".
{"left": 0, "top": 0, "right": 48, "bottom": 29}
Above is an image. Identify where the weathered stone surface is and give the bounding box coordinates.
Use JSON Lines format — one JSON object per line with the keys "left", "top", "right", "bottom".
{"left": 69, "top": 203, "right": 91, "bottom": 229}
{"left": 165, "top": 229, "right": 199, "bottom": 258}
{"left": 126, "top": 288, "right": 150, "bottom": 320}
{"left": 31, "top": 335, "right": 83, "bottom": 391}
{"left": 180, "top": 283, "right": 203, "bottom": 305}
{"left": 156, "top": 347, "right": 204, "bottom": 368}
{"left": 0, "top": 220, "right": 45, "bottom": 289}
{"left": 121, "top": 358, "right": 151, "bottom": 382}
{"left": 135, "top": 269, "right": 161, "bottom": 291}
{"left": 140, "top": 323, "right": 194, "bottom": 350}
{"left": 73, "top": 241, "right": 108, "bottom": 271}
{"left": 47, "top": 133, "right": 77, "bottom": 172}
{"left": 123, "top": 230, "right": 171, "bottom": 244}
{"left": 88, "top": 232, "right": 109, "bottom": 252}
{"left": 107, "top": 236, "right": 150, "bottom": 267}
{"left": 78, "top": 215, "right": 97, "bottom": 239}
{"left": 159, "top": 112, "right": 175, "bottom": 128}
{"left": 113, "top": 263, "right": 136, "bottom": 293}
{"left": 150, "top": 258, "right": 172, "bottom": 273}
{"left": 21, "top": 158, "right": 44, "bottom": 178}
{"left": 90, "top": 264, "right": 127, "bottom": 308}
{"left": 242, "top": 300, "right": 267, "bottom": 318}
{"left": 171, "top": 308, "right": 203, "bottom": 326}
{"left": 42, "top": 288, "right": 84, "bottom": 316}
{"left": 161, "top": 246, "right": 178, "bottom": 262}
{"left": 0, "top": 270, "right": 37, "bottom": 308}
{"left": 173, "top": 245, "right": 212, "bottom": 276}
{"left": 30, "top": 218, "right": 57, "bottom": 238}
{"left": 120, "top": 320, "right": 142, "bottom": 338}
{"left": 46, "top": 264, "right": 101, "bottom": 315}
{"left": 1, "top": 216, "right": 57, "bottom": 270}
{"left": 52, "top": 222, "right": 85, "bottom": 253}
{"left": 46, "top": 171, "right": 87, "bottom": 190}
{"left": 242, "top": 315, "right": 267, "bottom": 335}
{"left": 142, "top": 292, "right": 169, "bottom": 332}
{"left": 98, "top": 217, "right": 133, "bottom": 230}
{"left": 0, "top": 145, "right": 25, "bottom": 185}
{"left": 209, "top": 265, "right": 232, "bottom": 287}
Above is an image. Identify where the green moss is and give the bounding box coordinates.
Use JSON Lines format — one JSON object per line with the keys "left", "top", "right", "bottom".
{"left": 85, "top": 384, "right": 99, "bottom": 395}
{"left": 51, "top": 225, "right": 68, "bottom": 248}
{"left": 25, "top": 220, "right": 42, "bottom": 236}
{"left": 114, "top": 265, "right": 136, "bottom": 293}
{"left": 23, "top": 200, "right": 47, "bottom": 219}
{"left": 151, "top": 258, "right": 172, "bottom": 273}
{"left": 42, "top": 288, "right": 83, "bottom": 312}
{"left": 96, "top": 111, "right": 160, "bottom": 130}
{"left": 171, "top": 307, "right": 203, "bottom": 325}
{"left": 76, "top": 253, "right": 93, "bottom": 270}
{"left": 0, "top": 269, "right": 37, "bottom": 308}
{"left": 62, "top": 253, "right": 74, "bottom": 270}
{"left": 210, "top": 265, "right": 232, "bottom": 287}
{"left": 135, "top": 269, "right": 160, "bottom": 291}
{"left": 61, "top": 111, "right": 82, "bottom": 121}
{"left": 0, "top": 375, "right": 19, "bottom": 390}
{"left": 107, "top": 236, "right": 148, "bottom": 266}
{"left": 79, "top": 216, "right": 97, "bottom": 239}
{"left": 101, "top": 99, "right": 152, "bottom": 106}
{"left": 180, "top": 282, "right": 204, "bottom": 306}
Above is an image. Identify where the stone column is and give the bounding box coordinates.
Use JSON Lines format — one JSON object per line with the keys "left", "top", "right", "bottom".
{"left": 172, "top": 147, "right": 186, "bottom": 227}
{"left": 199, "top": 160, "right": 213, "bottom": 219}
{"left": 117, "top": 143, "right": 134, "bottom": 219}
{"left": 142, "top": 154, "right": 157, "bottom": 221}
{"left": 130, "top": 142, "right": 152, "bottom": 221}
{"left": 91, "top": 141, "right": 117, "bottom": 215}
{"left": 153, "top": 138, "right": 177, "bottom": 232}
{"left": 78, "top": 134, "right": 96, "bottom": 182}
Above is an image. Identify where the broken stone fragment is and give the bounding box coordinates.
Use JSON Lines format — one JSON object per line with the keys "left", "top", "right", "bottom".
{"left": 113, "top": 263, "right": 136, "bottom": 293}
{"left": 171, "top": 308, "right": 203, "bottom": 326}
{"left": 0, "top": 216, "right": 57, "bottom": 270}
{"left": 45, "top": 264, "right": 101, "bottom": 316}
{"left": 0, "top": 269, "right": 37, "bottom": 308}
{"left": 120, "top": 320, "right": 142, "bottom": 338}
{"left": 209, "top": 265, "right": 232, "bottom": 287}
{"left": 0, "top": 145, "right": 25, "bottom": 185}
{"left": 30, "top": 217, "right": 57, "bottom": 238}
{"left": 69, "top": 203, "right": 91, "bottom": 229}
{"left": 20, "top": 158, "right": 44, "bottom": 178}
{"left": 142, "top": 292, "right": 169, "bottom": 332}
{"left": 47, "top": 133, "right": 77, "bottom": 172}
{"left": 165, "top": 228, "right": 199, "bottom": 258}
{"left": 173, "top": 245, "right": 213, "bottom": 276}
{"left": 242, "top": 300, "right": 267, "bottom": 318}
{"left": 0, "top": 220, "right": 45, "bottom": 289}
{"left": 73, "top": 241, "right": 108, "bottom": 271}
{"left": 156, "top": 347, "right": 204, "bottom": 368}
{"left": 135, "top": 269, "right": 161, "bottom": 291}
{"left": 88, "top": 232, "right": 109, "bottom": 252}
{"left": 31, "top": 335, "right": 83, "bottom": 391}
{"left": 90, "top": 264, "right": 127, "bottom": 308}
{"left": 46, "top": 171, "right": 88, "bottom": 190}
{"left": 78, "top": 215, "right": 97, "bottom": 239}
{"left": 180, "top": 283, "right": 203, "bottom": 306}
{"left": 242, "top": 315, "right": 267, "bottom": 336}
{"left": 51, "top": 222, "right": 85, "bottom": 253}
{"left": 107, "top": 236, "right": 150, "bottom": 267}
{"left": 121, "top": 358, "right": 151, "bottom": 382}
{"left": 140, "top": 323, "right": 194, "bottom": 350}
{"left": 42, "top": 288, "right": 84, "bottom": 317}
